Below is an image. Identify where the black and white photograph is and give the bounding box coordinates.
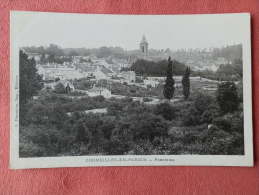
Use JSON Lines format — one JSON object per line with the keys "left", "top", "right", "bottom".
{"left": 10, "top": 11, "right": 253, "bottom": 168}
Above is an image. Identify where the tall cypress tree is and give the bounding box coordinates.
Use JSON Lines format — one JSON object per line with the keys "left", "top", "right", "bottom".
{"left": 182, "top": 67, "right": 191, "bottom": 100}
{"left": 163, "top": 57, "right": 175, "bottom": 100}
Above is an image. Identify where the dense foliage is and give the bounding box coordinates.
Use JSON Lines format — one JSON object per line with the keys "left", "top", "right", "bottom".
{"left": 211, "top": 44, "right": 242, "bottom": 62}
{"left": 216, "top": 82, "right": 239, "bottom": 113}
{"left": 193, "top": 59, "right": 243, "bottom": 81}
{"left": 23, "top": 44, "right": 128, "bottom": 60}
{"left": 19, "top": 50, "right": 43, "bottom": 105}
{"left": 19, "top": 49, "right": 244, "bottom": 157}
{"left": 129, "top": 58, "right": 186, "bottom": 76}
{"left": 154, "top": 103, "right": 176, "bottom": 121}
{"left": 19, "top": 50, "right": 43, "bottom": 125}
{"left": 20, "top": 83, "right": 244, "bottom": 157}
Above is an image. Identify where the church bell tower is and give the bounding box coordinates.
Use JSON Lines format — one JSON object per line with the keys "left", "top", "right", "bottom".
{"left": 139, "top": 35, "right": 148, "bottom": 56}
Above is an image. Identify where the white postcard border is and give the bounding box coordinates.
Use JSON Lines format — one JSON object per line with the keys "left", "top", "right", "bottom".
{"left": 10, "top": 11, "right": 253, "bottom": 169}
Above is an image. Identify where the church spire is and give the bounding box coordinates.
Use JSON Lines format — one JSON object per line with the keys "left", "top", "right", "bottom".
{"left": 139, "top": 35, "right": 148, "bottom": 56}
{"left": 141, "top": 35, "right": 147, "bottom": 43}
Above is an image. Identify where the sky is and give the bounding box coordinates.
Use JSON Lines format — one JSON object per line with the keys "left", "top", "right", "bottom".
{"left": 12, "top": 11, "right": 249, "bottom": 50}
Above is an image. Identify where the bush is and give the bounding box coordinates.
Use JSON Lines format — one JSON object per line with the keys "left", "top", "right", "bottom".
{"left": 170, "top": 125, "right": 207, "bottom": 145}
{"left": 154, "top": 103, "right": 176, "bottom": 121}
{"left": 100, "top": 116, "right": 116, "bottom": 139}
{"left": 230, "top": 112, "right": 244, "bottom": 133}
{"left": 183, "top": 93, "right": 217, "bottom": 126}
{"left": 200, "top": 104, "right": 220, "bottom": 124}
{"left": 26, "top": 102, "right": 49, "bottom": 124}
{"left": 131, "top": 113, "right": 168, "bottom": 141}
{"left": 193, "top": 92, "right": 214, "bottom": 113}
{"left": 182, "top": 105, "right": 201, "bottom": 126}
{"left": 107, "top": 101, "right": 124, "bottom": 116}
{"left": 19, "top": 125, "right": 63, "bottom": 157}
{"left": 130, "top": 138, "right": 179, "bottom": 155}
{"left": 40, "top": 92, "right": 72, "bottom": 104}
{"left": 126, "top": 101, "right": 152, "bottom": 115}
{"left": 105, "top": 121, "right": 133, "bottom": 154}
{"left": 48, "top": 103, "right": 68, "bottom": 129}
{"left": 217, "top": 82, "right": 239, "bottom": 113}
{"left": 236, "top": 81, "right": 243, "bottom": 102}
{"left": 74, "top": 121, "right": 92, "bottom": 144}
{"left": 79, "top": 114, "right": 108, "bottom": 153}
{"left": 104, "top": 137, "right": 132, "bottom": 155}
{"left": 212, "top": 112, "right": 243, "bottom": 133}
{"left": 19, "top": 141, "right": 45, "bottom": 157}
{"left": 181, "top": 130, "right": 199, "bottom": 145}
{"left": 212, "top": 117, "right": 232, "bottom": 132}
{"left": 205, "top": 128, "right": 243, "bottom": 155}
{"left": 128, "top": 140, "right": 155, "bottom": 155}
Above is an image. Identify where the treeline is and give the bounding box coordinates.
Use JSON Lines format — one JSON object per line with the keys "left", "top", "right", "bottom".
{"left": 193, "top": 59, "right": 243, "bottom": 81}
{"left": 171, "top": 44, "right": 242, "bottom": 63}
{"left": 23, "top": 43, "right": 242, "bottom": 65}
{"left": 211, "top": 44, "right": 242, "bottom": 61}
{"left": 23, "top": 44, "right": 128, "bottom": 59}
{"left": 127, "top": 59, "right": 187, "bottom": 76}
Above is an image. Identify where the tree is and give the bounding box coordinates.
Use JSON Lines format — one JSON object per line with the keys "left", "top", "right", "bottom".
{"left": 106, "top": 121, "right": 133, "bottom": 154}
{"left": 40, "top": 54, "right": 47, "bottom": 64}
{"left": 183, "top": 93, "right": 215, "bottom": 126}
{"left": 182, "top": 67, "right": 191, "bottom": 99}
{"left": 132, "top": 113, "right": 168, "bottom": 141}
{"left": 19, "top": 50, "right": 42, "bottom": 105}
{"left": 74, "top": 121, "right": 91, "bottom": 144}
{"left": 46, "top": 44, "right": 64, "bottom": 56}
{"left": 68, "top": 50, "right": 79, "bottom": 57}
{"left": 48, "top": 54, "right": 56, "bottom": 63}
{"left": 130, "top": 58, "right": 186, "bottom": 76}
{"left": 74, "top": 121, "right": 92, "bottom": 154}
{"left": 163, "top": 57, "right": 175, "bottom": 100}
{"left": 216, "top": 82, "right": 239, "bottom": 113}
{"left": 194, "top": 92, "right": 214, "bottom": 113}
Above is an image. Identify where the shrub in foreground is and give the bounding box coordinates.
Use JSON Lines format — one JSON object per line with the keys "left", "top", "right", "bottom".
{"left": 154, "top": 103, "right": 176, "bottom": 121}
{"left": 217, "top": 81, "right": 239, "bottom": 113}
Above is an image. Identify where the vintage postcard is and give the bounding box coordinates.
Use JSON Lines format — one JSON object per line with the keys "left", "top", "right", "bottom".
{"left": 10, "top": 11, "right": 253, "bottom": 169}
